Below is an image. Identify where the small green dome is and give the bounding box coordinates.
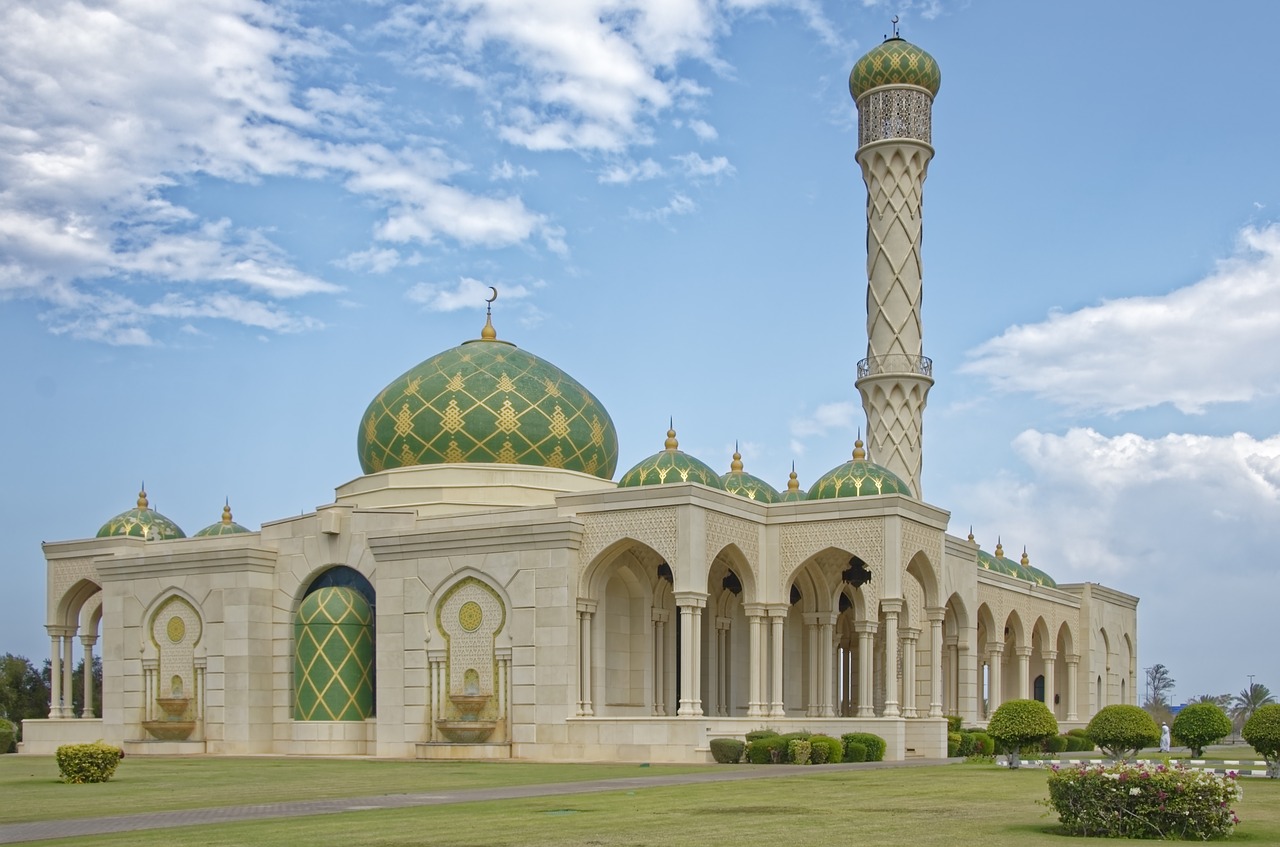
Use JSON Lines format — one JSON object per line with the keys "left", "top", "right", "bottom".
{"left": 357, "top": 316, "right": 618, "bottom": 480}
{"left": 1019, "top": 549, "right": 1057, "bottom": 588}
{"left": 96, "top": 488, "right": 186, "bottom": 540}
{"left": 806, "top": 440, "right": 912, "bottom": 500}
{"left": 778, "top": 464, "right": 807, "bottom": 502}
{"left": 720, "top": 449, "right": 779, "bottom": 504}
{"left": 850, "top": 36, "right": 941, "bottom": 100}
{"left": 977, "top": 548, "right": 1023, "bottom": 579}
{"left": 194, "top": 502, "right": 251, "bottom": 537}
{"left": 618, "top": 427, "right": 725, "bottom": 490}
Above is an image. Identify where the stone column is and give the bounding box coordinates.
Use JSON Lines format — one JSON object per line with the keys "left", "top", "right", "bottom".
{"left": 47, "top": 631, "right": 63, "bottom": 719}
{"left": 881, "top": 600, "right": 901, "bottom": 717}
{"left": 718, "top": 619, "right": 731, "bottom": 716}
{"left": 769, "top": 608, "right": 785, "bottom": 717}
{"left": 1015, "top": 646, "right": 1033, "bottom": 701}
{"left": 945, "top": 636, "right": 960, "bottom": 715}
{"left": 804, "top": 613, "right": 819, "bottom": 716}
{"left": 577, "top": 602, "right": 595, "bottom": 716}
{"left": 820, "top": 615, "right": 835, "bottom": 717}
{"left": 746, "top": 608, "right": 763, "bottom": 717}
{"left": 856, "top": 621, "right": 876, "bottom": 717}
{"left": 901, "top": 627, "right": 920, "bottom": 718}
{"left": 927, "top": 609, "right": 944, "bottom": 717}
{"left": 61, "top": 634, "right": 75, "bottom": 720}
{"left": 987, "top": 643, "right": 1005, "bottom": 715}
{"left": 653, "top": 613, "right": 667, "bottom": 716}
{"left": 79, "top": 634, "right": 97, "bottom": 718}
{"left": 1042, "top": 649, "right": 1058, "bottom": 716}
{"left": 1065, "top": 654, "right": 1080, "bottom": 721}
{"left": 675, "top": 593, "right": 707, "bottom": 716}
{"left": 690, "top": 604, "right": 705, "bottom": 716}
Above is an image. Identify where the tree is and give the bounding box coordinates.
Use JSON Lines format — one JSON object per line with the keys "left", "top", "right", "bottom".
{"left": 1231, "top": 682, "right": 1275, "bottom": 729}
{"left": 0, "top": 654, "right": 51, "bottom": 739}
{"left": 1241, "top": 703, "right": 1280, "bottom": 779}
{"left": 1144, "top": 664, "right": 1176, "bottom": 707}
{"left": 1086, "top": 704, "right": 1160, "bottom": 762}
{"left": 986, "top": 698, "right": 1058, "bottom": 769}
{"left": 1171, "top": 702, "right": 1232, "bottom": 757}
{"left": 1186, "top": 693, "right": 1231, "bottom": 708}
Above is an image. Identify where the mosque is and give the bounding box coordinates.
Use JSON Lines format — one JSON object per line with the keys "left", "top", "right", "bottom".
{"left": 22, "top": 34, "right": 1138, "bottom": 761}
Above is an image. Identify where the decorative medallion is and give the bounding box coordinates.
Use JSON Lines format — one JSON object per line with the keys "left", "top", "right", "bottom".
{"left": 458, "top": 601, "right": 483, "bottom": 632}
{"left": 167, "top": 616, "right": 186, "bottom": 643}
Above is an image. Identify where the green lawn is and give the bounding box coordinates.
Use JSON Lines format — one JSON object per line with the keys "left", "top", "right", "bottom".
{"left": 3, "top": 757, "right": 1277, "bottom": 847}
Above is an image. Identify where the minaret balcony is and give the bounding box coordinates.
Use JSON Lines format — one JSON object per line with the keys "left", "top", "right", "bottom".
{"left": 858, "top": 354, "right": 932, "bottom": 379}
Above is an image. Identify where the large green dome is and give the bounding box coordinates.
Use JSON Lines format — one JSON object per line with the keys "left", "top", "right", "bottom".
{"left": 96, "top": 488, "right": 186, "bottom": 540}
{"left": 357, "top": 319, "right": 618, "bottom": 479}
{"left": 720, "top": 449, "right": 779, "bottom": 504}
{"left": 850, "top": 36, "right": 941, "bottom": 100}
{"left": 807, "top": 441, "right": 913, "bottom": 500}
{"left": 618, "top": 428, "right": 724, "bottom": 490}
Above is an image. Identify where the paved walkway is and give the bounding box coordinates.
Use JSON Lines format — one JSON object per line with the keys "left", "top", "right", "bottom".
{"left": 1, "top": 758, "right": 950, "bottom": 844}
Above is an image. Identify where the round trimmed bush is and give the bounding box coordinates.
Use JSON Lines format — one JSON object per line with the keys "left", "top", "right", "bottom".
{"left": 744, "top": 729, "right": 779, "bottom": 743}
{"left": 968, "top": 731, "right": 994, "bottom": 757}
{"left": 809, "top": 734, "right": 842, "bottom": 764}
{"left": 55, "top": 742, "right": 123, "bottom": 783}
{"left": 1044, "top": 734, "right": 1069, "bottom": 754}
{"left": 841, "top": 732, "right": 885, "bottom": 762}
{"left": 844, "top": 741, "right": 867, "bottom": 762}
{"left": 1171, "top": 702, "right": 1232, "bottom": 757}
{"left": 1086, "top": 704, "right": 1160, "bottom": 762}
{"left": 709, "top": 737, "right": 744, "bottom": 764}
{"left": 1242, "top": 703, "right": 1280, "bottom": 779}
{"left": 987, "top": 699, "right": 1058, "bottom": 769}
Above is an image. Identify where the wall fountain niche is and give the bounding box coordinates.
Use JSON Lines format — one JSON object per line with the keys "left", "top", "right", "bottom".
{"left": 433, "top": 579, "right": 508, "bottom": 744}
{"left": 142, "top": 598, "right": 203, "bottom": 741}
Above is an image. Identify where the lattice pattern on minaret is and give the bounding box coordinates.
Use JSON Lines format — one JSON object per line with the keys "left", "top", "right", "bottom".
{"left": 859, "top": 143, "right": 931, "bottom": 362}
{"left": 857, "top": 376, "right": 930, "bottom": 498}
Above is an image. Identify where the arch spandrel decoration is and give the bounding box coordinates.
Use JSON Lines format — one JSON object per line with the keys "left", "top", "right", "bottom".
{"left": 900, "top": 521, "right": 943, "bottom": 599}
{"left": 779, "top": 518, "right": 883, "bottom": 597}
{"left": 436, "top": 577, "right": 506, "bottom": 709}
{"left": 578, "top": 508, "right": 677, "bottom": 582}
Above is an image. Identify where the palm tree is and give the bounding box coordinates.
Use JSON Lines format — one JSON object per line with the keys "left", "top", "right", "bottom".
{"left": 1231, "top": 683, "right": 1275, "bottom": 728}
{"left": 1187, "top": 693, "right": 1231, "bottom": 708}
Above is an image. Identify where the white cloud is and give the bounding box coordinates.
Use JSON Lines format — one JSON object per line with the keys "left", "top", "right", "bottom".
{"left": 630, "top": 193, "right": 697, "bottom": 222}
{"left": 598, "top": 158, "right": 664, "bottom": 185}
{"left": 490, "top": 160, "right": 539, "bottom": 181}
{"left": 406, "top": 276, "right": 531, "bottom": 312}
{"left": 687, "top": 119, "right": 718, "bottom": 141}
{"left": 403, "top": 1, "right": 839, "bottom": 154}
{"left": 0, "top": 1, "right": 562, "bottom": 341}
{"left": 790, "top": 400, "right": 858, "bottom": 439}
{"left": 962, "top": 224, "right": 1280, "bottom": 415}
{"left": 674, "top": 152, "right": 736, "bottom": 181}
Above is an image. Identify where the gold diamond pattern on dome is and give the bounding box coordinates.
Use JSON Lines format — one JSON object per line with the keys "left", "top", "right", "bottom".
{"left": 618, "top": 429, "right": 726, "bottom": 490}
{"left": 357, "top": 339, "right": 619, "bottom": 479}
{"left": 850, "top": 38, "right": 941, "bottom": 100}
{"left": 294, "top": 587, "right": 374, "bottom": 722}
{"left": 96, "top": 488, "right": 187, "bottom": 540}
{"left": 807, "top": 443, "right": 913, "bottom": 501}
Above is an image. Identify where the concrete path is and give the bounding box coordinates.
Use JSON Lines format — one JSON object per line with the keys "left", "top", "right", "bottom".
{"left": 0, "top": 758, "right": 951, "bottom": 844}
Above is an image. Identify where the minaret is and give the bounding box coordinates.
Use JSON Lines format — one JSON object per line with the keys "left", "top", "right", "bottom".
{"left": 849, "top": 26, "right": 941, "bottom": 497}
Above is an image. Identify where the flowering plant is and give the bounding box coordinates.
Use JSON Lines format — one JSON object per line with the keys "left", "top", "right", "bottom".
{"left": 1044, "top": 761, "right": 1241, "bottom": 840}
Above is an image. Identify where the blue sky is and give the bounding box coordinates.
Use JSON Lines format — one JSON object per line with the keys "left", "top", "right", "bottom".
{"left": 2, "top": 0, "right": 1278, "bottom": 703}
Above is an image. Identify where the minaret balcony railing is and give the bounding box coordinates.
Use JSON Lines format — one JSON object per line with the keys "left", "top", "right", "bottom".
{"left": 857, "top": 87, "right": 933, "bottom": 147}
{"left": 858, "top": 354, "right": 933, "bottom": 379}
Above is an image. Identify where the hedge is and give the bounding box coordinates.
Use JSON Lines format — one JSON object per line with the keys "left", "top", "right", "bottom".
{"left": 841, "top": 732, "right": 885, "bottom": 762}
{"left": 843, "top": 741, "right": 867, "bottom": 762}
{"left": 55, "top": 742, "right": 124, "bottom": 784}
{"left": 1047, "top": 762, "right": 1242, "bottom": 839}
{"left": 709, "top": 737, "right": 744, "bottom": 764}
{"left": 809, "top": 734, "right": 842, "bottom": 764}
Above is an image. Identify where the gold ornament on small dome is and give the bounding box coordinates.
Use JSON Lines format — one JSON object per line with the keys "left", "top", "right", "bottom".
{"left": 137, "top": 484, "right": 150, "bottom": 510}
{"left": 852, "top": 439, "right": 867, "bottom": 460}
{"left": 730, "top": 442, "right": 744, "bottom": 473}
{"left": 664, "top": 421, "right": 679, "bottom": 451}
{"left": 221, "top": 500, "right": 235, "bottom": 525}
{"left": 787, "top": 463, "right": 800, "bottom": 492}
{"left": 1021, "top": 547, "right": 1030, "bottom": 567}
{"left": 995, "top": 537, "right": 1005, "bottom": 558}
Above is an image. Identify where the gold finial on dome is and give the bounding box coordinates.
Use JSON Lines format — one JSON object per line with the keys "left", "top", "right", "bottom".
{"left": 995, "top": 537, "right": 1004, "bottom": 558}
{"left": 664, "top": 420, "right": 679, "bottom": 451}
{"left": 1021, "top": 546, "right": 1030, "bottom": 567}
{"left": 480, "top": 285, "right": 499, "bottom": 340}
{"left": 787, "top": 462, "right": 800, "bottom": 492}
{"left": 137, "top": 484, "right": 149, "bottom": 510}
{"left": 221, "top": 499, "right": 234, "bottom": 525}
{"left": 730, "top": 441, "right": 743, "bottom": 473}
{"left": 852, "top": 438, "right": 866, "bottom": 461}
{"left": 967, "top": 526, "right": 975, "bottom": 543}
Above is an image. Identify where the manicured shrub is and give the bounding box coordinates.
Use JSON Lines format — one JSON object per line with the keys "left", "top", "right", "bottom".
{"left": 787, "top": 739, "right": 812, "bottom": 765}
{"left": 1046, "top": 762, "right": 1242, "bottom": 839}
{"left": 968, "top": 731, "right": 994, "bottom": 757}
{"left": 1171, "top": 702, "right": 1232, "bottom": 757}
{"left": 745, "top": 739, "right": 774, "bottom": 764}
{"left": 744, "top": 729, "right": 779, "bottom": 743}
{"left": 1064, "top": 733, "right": 1095, "bottom": 753}
{"left": 709, "top": 737, "right": 744, "bottom": 764}
{"left": 1086, "top": 704, "right": 1160, "bottom": 762}
{"left": 947, "top": 731, "right": 962, "bottom": 757}
{"left": 945, "top": 715, "right": 963, "bottom": 732}
{"left": 1043, "top": 734, "right": 1069, "bottom": 754}
{"left": 1066, "top": 727, "right": 1090, "bottom": 737}
{"left": 55, "top": 742, "right": 123, "bottom": 784}
{"left": 987, "top": 699, "right": 1058, "bottom": 769}
{"left": 1242, "top": 703, "right": 1280, "bottom": 779}
{"left": 809, "top": 734, "right": 842, "bottom": 764}
{"left": 844, "top": 741, "right": 867, "bottom": 762}
{"left": 0, "top": 718, "right": 16, "bottom": 754}
{"left": 841, "top": 732, "right": 885, "bottom": 762}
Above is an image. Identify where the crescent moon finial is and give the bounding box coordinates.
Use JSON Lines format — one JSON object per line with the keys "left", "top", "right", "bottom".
{"left": 486, "top": 286, "right": 498, "bottom": 303}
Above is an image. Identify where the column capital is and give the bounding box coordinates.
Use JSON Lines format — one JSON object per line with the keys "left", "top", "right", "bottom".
{"left": 1042, "top": 649, "right": 1058, "bottom": 662}
{"left": 743, "top": 602, "right": 770, "bottom": 617}
{"left": 854, "top": 620, "right": 879, "bottom": 635}
{"left": 880, "top": 598, "right": 904, "bottom": 615}
{"left": 987, "top": 641, "right": 1005, "bottom": 656}
{"left": 926, "top": 607, "right": 946, "bottom": 623}
{"left": 576, "top": 600, "right": 598, "bottom": 614}
{"left": 46, "top": 625, "right": 75, "bottom": 637}
{"left": 1065, "top": 653, "right": 1081, "bottom": 665}
{"left": 766, "top": 604, "right": 790, "bottom": 619}
{"left": 901, "top": 626, "right": 921, "bottom": 641}
{"left": 672, "top": 590, "right": 707, "bottom": 608}
{"left": 1014, "top": 646, "right": 1033, "bottom": 659}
